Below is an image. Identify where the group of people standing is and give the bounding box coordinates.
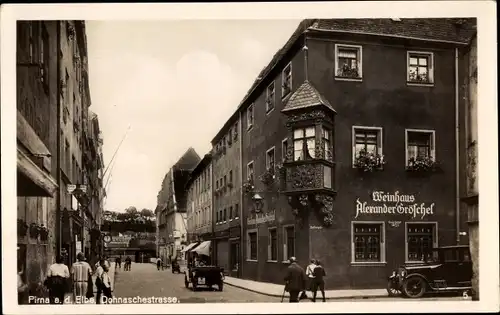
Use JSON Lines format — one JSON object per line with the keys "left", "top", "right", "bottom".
{"left": 284, "top": 257, "right": 326, "bottom": 303}
{"left": 43, "top": 252, "right": 113, "bottom": 304}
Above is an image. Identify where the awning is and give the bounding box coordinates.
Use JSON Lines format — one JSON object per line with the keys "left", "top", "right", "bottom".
{"left": 181, "top": 242, "right": 199, "bottom": 253}
{"left": 17, "top": 148, "right": 58, "bottom": 197}
{"left": 192, "top": 240, "right": 211, "bottom": 256}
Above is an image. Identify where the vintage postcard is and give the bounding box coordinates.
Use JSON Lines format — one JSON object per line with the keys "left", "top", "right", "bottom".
{"left": 1, "top": 1, "right": 498, "bottom": 314}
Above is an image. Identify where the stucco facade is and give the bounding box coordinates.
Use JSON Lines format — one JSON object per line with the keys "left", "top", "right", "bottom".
{"left": 212, "top": 116, "right": 243, "bottom": 277}
{"left": 228, "top": 19, "right": 477, "bottom": 289}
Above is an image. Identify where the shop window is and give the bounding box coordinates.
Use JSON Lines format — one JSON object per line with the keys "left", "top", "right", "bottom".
{"left": 352, "top": 126, "right": 383, "bottom": 167}
{"left": 406, "top": 223, "right": 438, "bottom": 262}
{"left": 266, "top": 147, "right": 275, "bottom": 171}
{"left": 281, "top": 138, "right": 288, "bottom": 162}
{"left": 351, "top": 222, "right": 385, "bottom": 263}
{"left": 267, "top": 228, "right": 278, "bottom": 262}
{"left": 282, "top": 62, "right": 292, "bottom": 98}
{"left": 266, "top": 81, "right": 275, "bottom": 113}
{"left": 247, "top": 104, "right": 254, "bottom": 130}
{"left": 405, "top": 129, "right": 436, "bottom": 167}
{"left": 247, "top": 230, "right": 258, "bottom": 261}
{"left": 283, "top": 225, "right": 295, "bottom": 262}
{"left": 293, "top": 126, "right": 316, "bottom": 161}
{"left": 335, "top": 44, "right": 362, "bottom": 80}
{"left": 407, "top": 51, "right": 434, "bottom": 85}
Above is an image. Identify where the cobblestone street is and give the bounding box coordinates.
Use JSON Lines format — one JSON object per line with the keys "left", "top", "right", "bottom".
{"left": 113, "top": 263, "right": 281, "bottom": 303}
{"left": 112, "top": 263, "right": 468, "bottom": 304}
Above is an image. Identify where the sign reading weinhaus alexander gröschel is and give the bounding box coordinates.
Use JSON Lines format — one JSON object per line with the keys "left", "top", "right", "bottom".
{"left": 355, "top": 191, "right": 436, "bottom": 220}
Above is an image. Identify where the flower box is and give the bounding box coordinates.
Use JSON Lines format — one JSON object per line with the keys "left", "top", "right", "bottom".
{"left": 337, "top": 65, "right": 360, "bottom": 79}
{"left": 243, "top": 180, "right": 255, "bottom": 195}
{"left": 407, "top": 156, "right": 439, "bottom": 172}
{"left": 354, "top": 149, "right": 385, "bottom": 172}
{"left": 259, "top": 169, "right": 275, "bottom": 186}
{"left": 39, "top": 225, "right": 49, "bottom": 242}
{"left": 29, "top": 223, "right": 40, "bottom": 239}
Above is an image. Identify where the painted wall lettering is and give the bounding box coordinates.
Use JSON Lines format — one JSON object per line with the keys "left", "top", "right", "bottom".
{"left": 355, "top": 191, "right": 435, "bottom": 219}
{"left": 247, "top": 210, "right": 276, "bottom": 225}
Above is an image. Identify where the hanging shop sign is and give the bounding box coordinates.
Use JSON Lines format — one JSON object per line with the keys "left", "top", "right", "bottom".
{"left": 247, "top": 210, "right": 276, "bottom": 225}
{"left": 355, "top": 191, "right": 435, "bottom": 220}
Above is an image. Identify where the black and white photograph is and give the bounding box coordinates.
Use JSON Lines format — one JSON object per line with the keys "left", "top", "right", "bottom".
{"left": 1, "top": 2, "right": 498, "bottom": 314}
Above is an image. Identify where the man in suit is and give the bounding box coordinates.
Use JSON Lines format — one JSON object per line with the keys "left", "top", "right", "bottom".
{"left": 284, "top": 257, "right": 307, "bottom": 303}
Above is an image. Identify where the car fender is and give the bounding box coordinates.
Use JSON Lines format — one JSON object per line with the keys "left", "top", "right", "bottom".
{"left": 404, "top": 273, "right": 430, "bottom": 287}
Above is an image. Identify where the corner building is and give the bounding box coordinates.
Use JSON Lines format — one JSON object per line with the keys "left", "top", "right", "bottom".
{"left": 235, "top": 19, "right": 476, "bottom": 289}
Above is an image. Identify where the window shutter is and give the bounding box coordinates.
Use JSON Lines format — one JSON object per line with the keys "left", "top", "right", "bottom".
{"left": 429, "top": 54, "right": 434, "bottom": 82}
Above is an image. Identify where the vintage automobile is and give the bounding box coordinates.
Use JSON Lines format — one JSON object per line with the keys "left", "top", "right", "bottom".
{"left": 184, "top": 265, "right": 225, "bottom": 291}
{"left": 387, "top": 245, "right": 473, "bottom": 298}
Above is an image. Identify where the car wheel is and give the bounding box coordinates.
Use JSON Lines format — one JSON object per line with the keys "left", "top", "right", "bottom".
{"left": 184, "top": 276, "right": 189, "bottom": 288}
{"left": 218, "top": 282, "right": 223, "bottom": 292}
{"left": 403, "top": 276, "right": 427, "bottom": 298}
{"left": 386, "top": 279, "right": 401, "bottom": 297}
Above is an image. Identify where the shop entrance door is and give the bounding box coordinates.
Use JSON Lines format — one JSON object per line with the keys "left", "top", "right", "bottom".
{"left": 230, "top": 242, "right": 240, "bottom": 278}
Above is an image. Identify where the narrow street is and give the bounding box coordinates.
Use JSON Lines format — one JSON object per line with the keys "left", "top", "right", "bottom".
{"left": 112, "top": 263, "right": 468, "bottom": 303}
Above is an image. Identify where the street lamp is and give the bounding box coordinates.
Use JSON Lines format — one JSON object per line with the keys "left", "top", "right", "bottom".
{"left": 252, "top": 193, "right": 264, "bottom": 214}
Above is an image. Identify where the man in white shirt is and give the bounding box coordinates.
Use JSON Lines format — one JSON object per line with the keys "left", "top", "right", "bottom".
{"left": 70, "top": 253, "right": 93, "bottom": 304}
{"left": 302, "top": 259, "right": 317, "bottom": 300}
{"left": 95, "top": 259, "right": 105, "bottom": 304}
{"left": 46, "top": 255, "right": 70, "bottom": 304}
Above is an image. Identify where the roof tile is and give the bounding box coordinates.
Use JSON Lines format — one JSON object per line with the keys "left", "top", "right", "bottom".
{"left": 282, "top": 81, "right": 336, "bottom": 113}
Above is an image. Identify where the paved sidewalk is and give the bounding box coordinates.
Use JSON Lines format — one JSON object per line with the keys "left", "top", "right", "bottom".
{"left": 223, "top": 276, "right": 388, "bottom": 300}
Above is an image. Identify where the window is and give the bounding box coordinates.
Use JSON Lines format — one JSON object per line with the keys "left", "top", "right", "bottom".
{"left": 234, "top": 203, "right": 239, "bottom": 219}
{"left": 234, "top": 121, "right": 239, "bottom": 141}
{"left": 352, "top": 126, "right": 383, "bottom": 166}
{"left": 322, "top": 126, "right": 332, "bottom": 158}
{"left": 229, "top": 206, "right": 233, "bottom": 220}
{"left": 266, "top": 147, "right": 275, "bottom": 171}
{"left": 247, "top": 104, "right": 254, "bottom": 130}
{"left": 293, "top": 127, "right": 315, "bottom": 161}
{"left": 335, "top": 44, "right": 362, "bottom": 80}
{"left": 40, "top": 24, "right": 49, "bottom": 91}
{"left": 247, "top": 161, "right": 254, "bottom": 182}
{"left": 268, "top": 228, "right": 278, "bottom": 261}
{"left": 266, "top": 81, "right": 275, "bottom": 113}
{"left": 247, "top": 230, "right": 258, "bottom": 261}
{"left": 223, "top": 175, "right": 227, "bottom": 192}
{"left": 405, "top": 129, "right": 435, "bottom": 166}
{"left": 282, "top": 62, "right": 292, "bottom": 98}
{"left": 281, "top": 138, "right": 288, "bottom": 162}
{"left": 352, "top": 222, "right": 385, "bottom": 263}
{"left": 223, "top": 208, "right": 227, "bottom": 222}
{"left": 216, "top": 211, "right": 219, "bottom": 223}
{"left": 407, "top": 51, "right": 434, "bottom": 84}
{"left": 229, "top": 170, "right": 233, "bottom": 186}
{"left": 283, "top": 226, "right": 295, "bottom": 261}
{"left": 406, "top": 223, "right": 437, "bottom": 262}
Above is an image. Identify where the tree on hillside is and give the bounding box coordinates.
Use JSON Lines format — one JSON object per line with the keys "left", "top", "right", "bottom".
{"left": 140, "top": 209, "right": 155, "bottom": 220}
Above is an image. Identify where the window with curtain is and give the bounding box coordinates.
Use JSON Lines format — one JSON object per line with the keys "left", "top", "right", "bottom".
{"left": 293, "top": 127, "right": 316, "bottom": 161}
{"left": 336, "top": 45, "right": 362, "bottom": 79}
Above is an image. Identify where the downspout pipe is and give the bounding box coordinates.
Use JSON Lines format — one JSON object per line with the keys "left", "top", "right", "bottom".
{"left": 239, "top": 110, "right": 243, "bottom": 277}
{"left": 455, "top": 47, "right": 461, "bottom": 245}
{"left": 56, "top": 21, "right": 62, "bottom": 257}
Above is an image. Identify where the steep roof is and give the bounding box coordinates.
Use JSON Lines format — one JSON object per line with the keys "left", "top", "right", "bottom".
{"left": 310, "top": 18, "right": 477, "bottom": 44}
{"left": 185, "top": 153, "right": 212, "bottom": 190}
{"left": 282, "top": 81, "right": 336, "bottom": 113}
{"left": 173, "top": 147, "right": 201, "bottom": 171}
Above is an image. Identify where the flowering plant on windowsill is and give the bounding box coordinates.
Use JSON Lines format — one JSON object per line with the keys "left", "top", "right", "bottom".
{"left": 17, "top": 219, "right": 28, "bottom": 237}
{"left": 39, "top": 225, "right": 49, "bottom": 242}
{"left": 337, "top": 65, "right": 360, "bottom": 79}
{"left": 259, "top": 169, "right": 275, "bottom": 186}
{"left": 407, "top": 156, "right": 439, "bottom": 172}
{"left": 243, "top": 179, "right": 254, "bottom": 195}
{"left": 354, "top": 149, "right": 385, "bottom": 172}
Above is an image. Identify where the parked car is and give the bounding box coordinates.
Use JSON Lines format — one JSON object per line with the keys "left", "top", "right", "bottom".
{"left": 184, "top": 265, "right": 225, "bottom": 291}
{"left": 387, "top": 245, "right": 473, "bottom": 298}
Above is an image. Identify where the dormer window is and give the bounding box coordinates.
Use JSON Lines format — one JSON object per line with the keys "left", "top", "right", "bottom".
{"left": 293, "top": 127, "right": 316, "bottom": 161}
{"left": 266, "top": 81, "right": 275, "bottom": 113}
{"left": 282, "top": 63, "right": 292, "bottom": 98}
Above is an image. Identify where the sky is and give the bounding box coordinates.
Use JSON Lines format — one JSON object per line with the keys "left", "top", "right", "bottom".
{"left": 85, "top": 19, "right": 301, "bottom": 212}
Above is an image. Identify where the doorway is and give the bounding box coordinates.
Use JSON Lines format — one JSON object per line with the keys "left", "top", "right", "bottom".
{"left": 230, "top": 241, "right": 240, "bottom": 278}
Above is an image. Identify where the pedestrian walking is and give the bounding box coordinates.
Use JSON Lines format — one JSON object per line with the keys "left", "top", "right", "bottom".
{"left": 100, "top": 264, "right": 113, "bottom": 303}
{"left": 311, "top": 260, "right": 326, "bottom": 302}
{"left": 70, "top": 252, "right": 93, "bottom": 304}
{"left": 302, "top": 259, "right": 317, "bottom": 300}
{"left": 156, "top": 257, "right": 162, "bottom": 271}
{"left": 283, "top": 257, "right": 307, "bottom": 303}
{"left": 94, "top": 259, "right": 105, "bottom": 304}
{"left": 117, "top": 256, "right": 122, "bottom": 269}
{"left": 45, "top": 255, "right": 70, "bottom": 304}
{"left": 125, "top": 256, "right": 132, "bottom": 271}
